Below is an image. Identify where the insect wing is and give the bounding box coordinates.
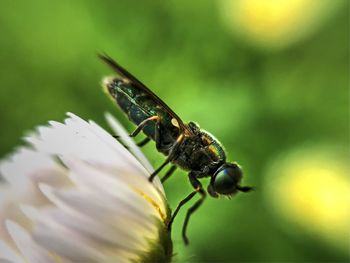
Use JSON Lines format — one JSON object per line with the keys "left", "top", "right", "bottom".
{"left": 99, "top": 54, "right": 191, "bottom": 134}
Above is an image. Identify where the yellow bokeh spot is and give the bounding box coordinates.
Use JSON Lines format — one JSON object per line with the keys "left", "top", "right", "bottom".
{"left": 219, "top": 0, "right": 343, "bottom": 49}
{"left": 265, "top": 146, "right": 350, "bottom": 252}
{"left": 278, "top": 161, "right": 349, "bottom": 235}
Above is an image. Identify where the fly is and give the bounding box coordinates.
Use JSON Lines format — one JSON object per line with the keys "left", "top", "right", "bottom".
{"left": 99, "top": 54, "right": 252, "bottom": 245}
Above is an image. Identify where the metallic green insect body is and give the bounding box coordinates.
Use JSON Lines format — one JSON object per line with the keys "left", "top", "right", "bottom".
{"left": 104, "top": 76, "right": 178, "bottom": 155}
{"left": 100, "top": 55, "right": 252, "bottom": 245}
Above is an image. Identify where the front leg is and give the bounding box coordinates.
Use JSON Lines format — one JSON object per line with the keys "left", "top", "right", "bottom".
{"left": 167, "top": 172, "right": 206, "bottom": 245}
{"left": 182, "top": 173, "right": 206, "bottom": 245}
{"left": 161, "top": 165, "right": 177, "bottom": 183}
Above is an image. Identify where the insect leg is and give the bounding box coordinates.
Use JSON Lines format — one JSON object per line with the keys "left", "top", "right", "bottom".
{"left": 137, "top": 137, "right": 151, "bottom": 147}
{"left": 167, "top": 190, "right": 197, "bottom": 230}
{"left": 112, "top": 135, "right": 130, "bottom": 150}
{"left": 113, "top": 134, "right": 149, "bottom": 150}
{"left": 148, "top": 133, "right": 184, "bottom": 182}
{"left": 182, "top": 173, "right": 206, "bottom": 245}
{"left": 161, "top": 165, "right": 177, "bottom": 183}
{"left": 129, "top": 116, "right": 160, "bottom": 137}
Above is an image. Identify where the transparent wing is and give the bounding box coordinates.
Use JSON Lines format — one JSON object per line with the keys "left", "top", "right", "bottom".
{"left": 99, "top": 54, "right": 191, "bottom": 135}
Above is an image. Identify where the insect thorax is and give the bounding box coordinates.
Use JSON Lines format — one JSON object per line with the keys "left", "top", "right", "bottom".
{"left": 173, "top": 123, "right": 226, "bottom": 175}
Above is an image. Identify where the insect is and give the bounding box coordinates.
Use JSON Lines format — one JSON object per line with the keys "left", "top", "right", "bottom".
{"left": 99, "top": 54, "right": 252, "bottom": 245}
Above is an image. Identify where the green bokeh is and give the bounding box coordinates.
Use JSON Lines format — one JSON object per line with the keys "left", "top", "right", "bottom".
{"left": 0, "top": 0, "right": 348, "bottom": 262}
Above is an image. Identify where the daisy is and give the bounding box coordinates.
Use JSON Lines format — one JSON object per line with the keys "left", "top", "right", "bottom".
{"left": 0, "top": 112, "right": 172, "bottom": 263}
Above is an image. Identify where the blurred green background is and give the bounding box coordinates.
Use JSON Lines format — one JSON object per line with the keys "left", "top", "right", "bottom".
{"left": 0, "top": 0, "right": 349, "bottom": 262}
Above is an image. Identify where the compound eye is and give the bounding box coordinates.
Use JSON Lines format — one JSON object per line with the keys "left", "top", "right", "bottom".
{"left": 211, "top": 164, "right": 242, "bottom": 195}
{"left": 212, "top": 168, "right": 236, "bottom": 195}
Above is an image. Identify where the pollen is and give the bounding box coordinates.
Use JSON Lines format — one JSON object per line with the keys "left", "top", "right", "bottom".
{"left": 134, "top": 188, "right": 167, "bottom": 222}
{"left": 48, "top": 252, "right": 64, "bottom": 263}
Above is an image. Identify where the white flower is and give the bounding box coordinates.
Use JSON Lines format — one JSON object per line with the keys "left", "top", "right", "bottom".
{"left": 0, "top": 112, "right": 172, "bottom": 263}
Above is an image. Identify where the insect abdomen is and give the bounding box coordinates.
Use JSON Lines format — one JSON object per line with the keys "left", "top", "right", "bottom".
{"left": 110, "top": 79, "right": 159, "bottom": 138}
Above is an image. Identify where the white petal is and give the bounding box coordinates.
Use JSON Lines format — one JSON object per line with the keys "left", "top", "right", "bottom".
{"left": 32, "top": 220, "right": 106, "bottom": 262}
{"left": 0, "top": 147, "right": 66, "bottom": 191}
{"left": 62, "top": 158, "right": 166, "bottom": 214}
{"left": 26, "top": 198, "right": 143, "bottom": 262}
{"left": 0, "top": 185, "right": 42, "bottom": 244}
{"left": 30, "top": 113, "right": 141, "bottom": 176}
{"left": 104, "top": 113, "right": 154, "bottom": 175}
{"left": 87, "top": 117, "right": 149, "bottom": 175}
{"left": 28, "top": 205, "right": 148, "bottom": 252}
{"left": 38, "top": 184, "right": 157, "bottom": 238}
{"left": 105, "top": 113, "right": 165, "bottom": 194}
{"left": 0, "top": 113, "right": 170, "bottom": 263}
{"left": 21, "top": 205, "right": 120, "bottom": 260}
{"left": 5, "top": 221, "right": 55, "bottom": 263}
{"left": 0, "top": 148, "right": 57, "bottom": 185}
{"left": 19, "top": 205, "right": 41, "bottom": 222}
{"left": 0, "top": 240, "right": 25, "bottom": 263}
{"left": 48, "top": 120, "right": 65, "bottom": 129}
